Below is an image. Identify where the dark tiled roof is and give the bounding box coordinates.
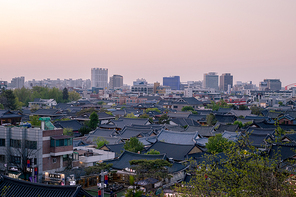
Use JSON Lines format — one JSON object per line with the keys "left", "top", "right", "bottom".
{"left": 54, "top": 120, "right": 83, "bottom": 131}
{"left": 101, "top": 118, "right": 150, "bottom": 130}
{"left": 0, "top": 175, "right": 92, "bottom": 197}
{"left": 0, "top": 110, "right": 22, "bottom": 118}
{"left": 269, "top": 143, "right": 296, "bottom": 161}
{"left": 195, "top": 126, "right": 214, "bottom": 137}
{"left": 115, "top": 126, "right": 155, "bottom": 139}
{"left": 278, "top": 114, "right": 295, "bottom": 121}
{"left": 196, "top": 110, "right": 213, "bottom": 115}
{"left": 170, "top": 118, "right": 201, "bottom": 127}
{"left": 188, "top": 114, "right": 207, "bottom": 122}
{"left": 244, "top": 128, "right": 274, "bottom": 147}
{"left": 101, "top": 143, "right": 125, "bottom": 157}
{"left": 222, "top": 131, "right": 241, "bottom": 142}
{"left": 214, "top": 124, "right": 239, "bottom": 134}
{"left": 138, "top": 136, "right": 158, "bottom": 146}
{"left": 214, "top": 114, "right": 237, "bottom": 123}
{"left": 97, "top": 112, "right": 115, "bottom": 120}
{"left": 147, "top": 141, "right": 203, "bottom": 161}
{"left": 252, "top": 121, "right": 296, "bottom": 131}
{"left": 181, "top": 97, "right": 203, "bottom": 105}
{"left": 265, "top": 111, "right": 284, "bottom": 119}
{"left": 217, "top": 108, "right": 232, "bottom": 113}
{"left": 104, "top": 151, "right": 166, "bottom": 170}
{"left": 228, "top": 110, "right": 252, "bottom": 118}
{"left": 32, "top": 109, "right": 66, "bottom": 116}
{"left": 167, "top": 112, "right": 191, "bottom": 119}
{"left": 168, "top": 162, "right": 189, "bottom": 173}
{"left": 157, "top": 130, "right": 199, "bottom": 145}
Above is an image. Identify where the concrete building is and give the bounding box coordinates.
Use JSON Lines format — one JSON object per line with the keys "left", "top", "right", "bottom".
{"left": 131, "top": 79, "right": 153, "bottom": 95}
{"left": 0, "top": 118, "right": 73, "bottom": 183}
{"left": 263, "top": 79, "right": 282, "bottom": 91}
{"left": 220, "top": 73, "right": 233, "bottom": 92}
{"left": 109, "top": 75, "right": 123, "bottom": 89}
{"left": 91, "top": 68, "right": 108, "bottom": 88}
{"left": 163, "top": 76, "right": 180, "bottom": 90}
{"left": 10, "top": 76, "right": 25, "bottom": 89}
{"left": 203, "top": 72, "right": 218, "bottom": 90}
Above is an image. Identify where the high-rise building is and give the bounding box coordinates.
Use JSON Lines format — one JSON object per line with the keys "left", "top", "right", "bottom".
{"left": 263, "top": 79, "right": 281, "bottom": 91}
{"left": 10, "top": 76, "right": 25, "bottom": 89}
{"left": 109, "top": 75, "right": 123, "bottom": 89}
{"left": 91, "top": 68, "right": 108, "bottom": 88}
{"left": 220, "top": 73, "right": 233, "bottom": 91}
{"left": 203, "top": 72, "right": 218, "bottom": 90}
{"left": 163, "top": 76, "right": 180, "bottom": 90}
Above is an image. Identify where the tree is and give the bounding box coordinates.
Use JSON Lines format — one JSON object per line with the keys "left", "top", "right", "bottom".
{"left": 124, "top": 137, "right": 144, "bottom": 153}
{"left": 145, "top": 108, "right": 161, "bottom": 113}
{"left": 0, "top": 103, "right": 4, "bottom": 109}
{"left": 125, "top": 112, "right": 138, "bottom": 118}
{"left": 178, "top": 135, "right": 295, "bottom": 197}
{"left": 68, "top": 90, "right": 81, "bottom": 101}
{"left": 205, "top": 134, "right": 234, "bottom": 154}
{"left": 15, "top": 97, "right": 25, "bottom": 110}
{"left": 207, "top": 100, "right": 230, "bottom": 111}
{"left": 0, "top": 89, "right": 17, "bottom": 110}
{"left": 145, "top": 149, "right": 160, "bottom": 155}
{"left": 85, "top": 163, "right": 113, "bottom": 175}
{"left": 97, "top": 101, "right": 106, "bottom": 105}
{"left": 76, "top": 108, "right": 98, "bottom": 116}
{"left": 181, "top": 106, "right": 194, "bottom": 112}
{"left": 233, "top": 120, "right": 243, "bottom": 128}
{"left": 206, "top": 113, "right": 217, "bottom": 126}
{"left": 78, "top": 126, "right": 92, "bottom": 135}
{"left": 94, "top": 137, "right": 109, "bottom": 148}
{"left": 129, "top": 159, "right": 172, "bottom": 181}
{"left": 250, "top": 105, "right": 262, "bottom": 115}
{"left": 238, "top": 105, "right": 248, "bottom": 110}
{"left": 278, "top": 101, "right": 284, "bottom": 106}
{"left": 159, "top": 114, "right": 170, "bottom": 124}
{"left": 6, "top": 139, "right": 41, "bottom": 181}
{"left": 63, "top": 128, "right": 73, "bottom": 136}
{"left": 243, "top": 121, "right": 253, "bottom": 128}
{"left": 88, "top": 112, "right": 99, "bottom": 130}
{"left": 62, "top": 88, "right": 69, "bottom": 101}
{"left": 29, "top": 115, "right": 41, "bottom": 127}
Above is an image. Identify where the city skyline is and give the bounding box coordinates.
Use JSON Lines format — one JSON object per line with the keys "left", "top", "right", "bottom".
{"left": 1, "top": 1, "right": 296, "bottom": 86}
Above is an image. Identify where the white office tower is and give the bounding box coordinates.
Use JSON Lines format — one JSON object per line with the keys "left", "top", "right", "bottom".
{"left": 203, "top": 72, "right": 218, "bottom": 90}
{"left": 91, "top": 68, "right": 108, "bottom": 88}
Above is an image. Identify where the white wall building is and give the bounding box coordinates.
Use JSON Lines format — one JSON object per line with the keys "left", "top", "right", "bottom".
{"left": 91, "top": 68, "right": 108, "bottom": 88}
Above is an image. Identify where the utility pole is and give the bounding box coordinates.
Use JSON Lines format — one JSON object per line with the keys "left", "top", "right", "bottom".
{"left": 98, "top": 170, "right": 108, "bottom": 197}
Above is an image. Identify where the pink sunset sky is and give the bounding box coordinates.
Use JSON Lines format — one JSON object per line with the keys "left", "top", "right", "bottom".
{"left": 0, "top": 0, "right": 296, "bottom": 86}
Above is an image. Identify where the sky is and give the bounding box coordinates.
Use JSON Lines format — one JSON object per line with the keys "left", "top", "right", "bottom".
{"left": 0, "top": 0, "right": 296, "bottom": 87}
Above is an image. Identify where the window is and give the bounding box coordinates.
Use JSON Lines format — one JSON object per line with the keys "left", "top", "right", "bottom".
{"left": 25, "top": 140, "right": 37, "bottom": 149}
{"left": 51, "top": 138, "right": 73, "bottom": 147}
{"left": 10, "top": 156, "right": 21, "bottom": 164}
{"left": 0, "top": 139, "right": 5, "bottom": 146}
{"left": 50, "top": 139, "right": 54, "bottom": 147}
{"left": 10, "top": 139, "right": 21, "bottom": 148}
{"left": 53, "top": 158, "right": 57, "bottom": 163}
{"left": 0, "top": 155, "right": 5, "bottom": 162}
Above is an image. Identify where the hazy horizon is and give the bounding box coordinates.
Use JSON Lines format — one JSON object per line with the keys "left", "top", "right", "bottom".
{"left": 1, "top": 1, "right": 296, "bottom": 86}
